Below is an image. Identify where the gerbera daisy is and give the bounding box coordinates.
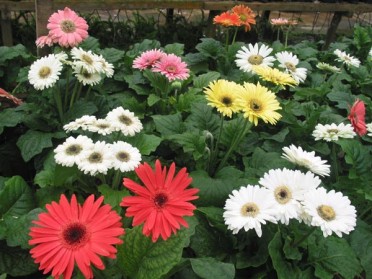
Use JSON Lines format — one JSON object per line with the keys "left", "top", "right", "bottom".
{"left": 301, "top": 187, "right": 357, "bottom": 237}
{"left": 252, "top": 65, "right": 298, "bottom": 87}
{"left": 71, "top": 47, "right": 103, "bottom": 74}
{"left": 77, "top": 141, "right": 113, "bottom": 176}
{"left": 97, "top": 55, "right": 114, "bottom": 78}
{"left": 28, "top": 54, "right": 63, "bottom": 90}
{"left": 348, "top": 99, "right": 367, "bottom": 136}
{"left": 47, "top": 7, "right": 88, "bottom": 48}
{"left": 54, "top": 135, "right": 94, "bottom": 167}
{"left": 152, "top": 53, "right": 190, "bottom": 81}
{"left": 120, "top": 160, "right": 199, "bottom": 242}
{"left": 231, "top": 5, "right": 256, "bottom": 31}
{"left": 235, "top": 43, "right": 276, "bottom": 73}
{"left": 110, "top": 141, "right": 142, "bottom": 172}
{"left": 63, "top": 115, "right": 97, "bottom": 132}
{"left": 275, "top": 51, "right": 307, "bottom": 83}
{"left": 316, "top": 62, "right": 341, "bottom": 73}
{"left": 35, "top": 35, "right": 54, "bottom": 48}
{"left": 223, "top": 185, "right": 278, "bottom": 236}
{"left": 86, "top": 119, "right": 115, "bottom": 135}
{"left": 334, "top": 49, "right": 360, "bottom": 68}
{"left": 270, "top": 18, "right": 290, "bottom": 26}
{"left": 238, "top": 82, "right": 282, "bottom": 126}
{"left": 312, "top": 123, "right": 356, "bottom": 142}
{"left": 75, "top": 69, "right": 102, "bottom": 86}
{"left": 29, "top": 194, "right": 124, "bottom": 279}
{"left": 367, "top": 123, "right": 372, "bottom": 136}
{"left": 258, "top": 168, "right": 320, "bottom": 225}
{"left": 282, "top": 144, "right": 331, "bottom": 177}
{"left": 203, "top": 79, "right": 244, "bottom": 118}
{"left": 133, "top": 49, "right": 165, "bottom": 70}
{"left": 213, "top": 11, "right": 241, "bottom": 27}
{"left": 105, "top": 107, "right": 143, "bottom": 136}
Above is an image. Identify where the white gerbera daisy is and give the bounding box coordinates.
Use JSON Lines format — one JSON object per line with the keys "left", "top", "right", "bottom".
{"left": 110, "top": 141, "right": 142, "bottom": 172}
{"left": 316, "top": 62, "right": 341, "bottom": 73}
{"left": 28, "top": 54, "right": 63, "bottom": 90}
{"left": 63, "top": 115, "right": 97, "bottom": 132}
{"left": 366, "top": 123, "right": 372, "bottom": 136}
{"left": 54, "top": 135, "right": 94, "bottom": 167}
{"left": 86, "top": 118, "right": 115, "bottom": 135}
{"left": 369, "top": 48, "right": 372, "bottom": 57}
{"left": 334, "top": 49, "right": 360, "bottom": 68}
{"left": 77, "top": 141, "right": 113, "bottom": 176}
{"left": 312, "top": 123, "right": 356, "bottom": 142}
{"left": 71, "top": 47, "right": 103, "bottom": 73}
{"left": 282, "top": 145, "right": 330, "bottom": 177}
{"left": 275, "top": 51, "right": 307, "bottom": 83}
{"left": 301, "top": 187, "right": 357, "bottom": 237}
{"left": 98, "top": 56, "right": 114, "bottom": 78}
{"left": 105, "top": 107, "right": 143, "bottom": 136}
{"left": 74, "top": 66, "right": 102, "bottom": 86}
{"left": 235, "top": 43, "right": 276, "bottom": 73}
{"left": 259, "top": 168, "right": 317, "bottom": 225}
{"left": 223, "top": 185, "right": 278, "bottom": 237}
{"left": 55, "top": 52, "right": 69, "bottom": 63}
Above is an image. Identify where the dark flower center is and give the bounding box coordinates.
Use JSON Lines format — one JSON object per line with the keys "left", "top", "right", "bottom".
{"left": 116, "top": 152, "right": 130, "bottom": 162}
{"left": 153, "top": 193, "right": 168, "bottom": 208}
{"left": 274, "top": 186, "right": 292, "bottom": 204}
{"left": 221, "top": 96, "right": 232, "bottom": 106}
{"left": 249, "top": 99, "right": 262, "bottom": 112}
{"left": 83, "top": 72, "right": 92, "bottom": 78}
{"left": 82, "top": 54, "right": 94, "bottom": 65}
{"left": 62, "top": 223, "right": 89, "bottom": 247}
{"left": 317, "top": 205, "right": 336, "bottom": 221}
{"left": 60, "top": 20, "right": 76, "bottom": 33}
{"left": 119, "top": 115, "right": 133, "bottom": 125}
{"left": 39, "top": 66, "right": 51, "bottom": 78}
{"left": 88, "top": 152, "right": 103, "bottom": 163}
{"left": 241, "top": 202, "right": 259, "bottom": 217}
{"left": 66, "top": 144, "right": 82, "bottom": 155}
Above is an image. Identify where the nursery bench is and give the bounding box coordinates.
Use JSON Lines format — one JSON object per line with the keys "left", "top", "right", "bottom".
{"left": 1, "top": 0, "right": 372, "bottom": 48}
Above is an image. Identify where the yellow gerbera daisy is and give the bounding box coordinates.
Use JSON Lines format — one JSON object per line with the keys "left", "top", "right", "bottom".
{"left": 238, "top": 82, "right": 282, "bottom": 126}
{"left": 204, "top": 79, "right": 244, "bottom": 118}
{"left": 252, "top": 65, "right": 298, "bottom": 87}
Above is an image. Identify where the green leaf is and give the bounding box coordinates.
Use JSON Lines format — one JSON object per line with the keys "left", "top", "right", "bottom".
{"left": 16, "top": 130, "right": 54, "bottom": 162}
{"left": 0, "top": 176, "right": 34, "bottom": 218}
{"left": 326, "top": 91, "right": 354, "bottom": 110}
{"left": 117, "top": 218, "right": 196, "bottom": 279}
{"left": 125, "top": 133, "right": 162, "bottom": 156}
{"left": 62, "top": 100, "right": 98, "bottom": 124}
{"left": 0, "top": 244, "right": 38, "bottom": 276}
{"left": 190, "top": 257, "right": 235, "bottom": 279}
{"left": 143, "top": 70, "right": 169, "bottom": 93}
{"left": 99, "top": 48, "right": 125, "bottom": 63}
{"left": 147, "top": 93, "right": 161, "bottom": 107}
{"left": 0, "top": 108, "right": 24, "bottom": 134}
{"left": 98, "top": 184, "right": 129, "bottom": 210}
{"left": 168, "top": 131, "right": 206, "bottom": 160}
{"left": 195, "top": 38, "right": 224, "bottom": 59}
{"left": 164, "top": 43, "right": 184, "bottom": 56}
{"left": 197, "top": 207, "right": 225, "bottom": 232}
{"left": 193, "top": 72, "right": 220, "bottom": 89}
{"left": 153, "top": 113, "right": 185, "bottom": 136}
{"left": 185, "top": 102, "right": 220, "bottom": 135}
{"left": 79, "top": 36, "right": 100, "bottom": 51}
{"left": 0, "top": 44, "right": 31, "bottom": 64}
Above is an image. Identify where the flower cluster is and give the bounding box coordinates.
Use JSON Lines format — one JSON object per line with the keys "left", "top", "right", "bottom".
{"left": 133, "top": 49, "right": 189, "bottom": 81}
{"left": 55, "top": 107, "right": 143, "bottom": 175}
{"left": 213, "top": 4, "right": 256, "bottom": 31}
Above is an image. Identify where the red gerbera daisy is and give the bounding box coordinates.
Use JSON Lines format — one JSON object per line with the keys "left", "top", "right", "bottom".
{"left": 29, "top": 194, "right": 124, "bottom": 279}
{"left": 213, "top": 11, "right": 241, "bottom": 27}
{"left": 231, "top": 5, "right": 256, "bottom": 32}
{"left": 120, "top": 160, "right": 199, "bottom": 242}
{"left": 348, "top": 99, "right": 367, "bottom": 136}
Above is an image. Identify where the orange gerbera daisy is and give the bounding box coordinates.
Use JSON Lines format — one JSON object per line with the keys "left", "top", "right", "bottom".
{"left": 213, "top": 11, "right": 241, "bottom": 27}
{"left": 232, "top": 5, "right": 256, "bottom": 31}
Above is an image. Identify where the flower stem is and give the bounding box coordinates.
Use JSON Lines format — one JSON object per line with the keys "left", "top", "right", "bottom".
{"left": 69, "top": 80, "right": 80, "bottom": 109}
{"left": 231, "top": 27, "right": 238, "bottom": 45}
{"left": 208, "top": 115, "right": 224, "bottom": 176}
{"left": 331, "top": 142, "right": 339, "bottom": 182}
{"left": 54, "top": 86, "right": 64, "bottom": 122}
{"left": 112, "top": 171, "right": 122, "bottom": 190}
{"left": 225, "top": 28, "right": 230, "bottom": 52}
{"left": 291, "top": 227, "right": 317, "bottom": 248}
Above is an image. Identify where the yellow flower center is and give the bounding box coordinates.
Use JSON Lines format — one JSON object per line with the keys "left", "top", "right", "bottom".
{"left": 248, "top": 55, "right": 263, "bottom": 65}
{"left": 38, "top": 66, "right": 51, "bottom": 78}
{"left": 60, "top": 20, "right": 76, "bottom": 33}
{"left": 274, "top": 186, "right": 292, "bottom": 204}
{"left": 285, "top": 62, "right": 297, "bottom": 72}
{"left": 166, "top": 65, "right": 177, "bottom": 73}
{"left": 241, "top": 202, "right": 260, "bottom": 217}
{"left": 82, "top": 54, "right": 94, "bottom": 65}
{"left": 317, "top": 205, "right": 336, "bottom": 221}
{"left": 327, "top": 129, "right": 339, "bottom": 135}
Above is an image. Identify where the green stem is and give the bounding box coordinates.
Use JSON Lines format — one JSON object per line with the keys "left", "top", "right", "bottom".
{"left": 284, "top": 28, "right": 289, "bottom": 48}
{"left": 112, "top": 171, "right": 122, "bottom": 190}
{"left": 85, "top": 86, "right": 92, "bottom": 100}
{"left": 277, "top": 28, "right": 280, "bottom": 42}
{"left": 231, "top": 27, "right": 238, "bottom": 45}
{"left": 291, "top": 227, "right": 317, "bottom": 248}
{"left": 208, "top": 115, "right": 224, "bottom": 176}
{"left": 69, "top": 80, "right": 80, "bottom": 109}
{"left": 75, "top": 83, "right": 84, "bottom": 102}
{"left": 54, "top": 86, "right": 64, "bottom": 122}
{"left": 64, "top": 69, "right": 71, "bottom": 110}
{"left": 225, "top": 28, "right": 230, "bottom": 52}
{"left": 331, "top": 142, "right": 339, "bottom": 182}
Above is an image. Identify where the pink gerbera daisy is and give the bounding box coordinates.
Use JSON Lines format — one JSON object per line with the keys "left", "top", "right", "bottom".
{"left": 35, "top": 35, "right": 54, "bottom": 48}
{"left": 120, "top": 160, "right": 199, "bottom": 242}
{"left": 132, "top": 49, "right": 165, "bottom": 70}
{"left": 47, "top": 7, "right": 89, "bottom": 48}
{"left": 152, "top": 54, "right": 190, "bottom": 81}
{"left": 29, "top": 194, "right": 124, "bottom": 279}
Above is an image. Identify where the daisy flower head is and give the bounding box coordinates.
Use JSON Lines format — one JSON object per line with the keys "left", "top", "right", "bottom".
{"left": 334, "top": 49, "right": 361, "bottom": 68}
{"left": 270, "top": 17, "right": 298, "bottom": 27}
{"left": 223, "top": 185, "right": 278, "bottom": 237}
{"left": 29, "top": 194, "right": 124, "bottom": 279}
{"left": 301, "top": 187, "right": 357, "bottom": 237}
{"left": 235, "top": 43, "right": 276, "bottom": 73}
{"left": 71, "top": 47, "right": 103, "bottom": 74}
{"left": 348, "top": 99, "right": 367, "bottom": 136}
{"left": 85, "top": 118, "right": 115, "bottom": 135}
{"left": 35, "top": 35, "right": 54, "bottom": 48}
{"left": 110, "top": 141, "right": 142, "bottom": 173}
{"left": 369, "top": 47, "right": 372, "bottom": 57}
{"left": 203, "top": 79, "right": 244, "bottom": 118}
{"left": 312, "top": 123, "right": 356, "bottom": 142}
{"left": 275, "top": 51, "right": 307, "bottom": 83}
{"left": 54, "top": 135, "right": 94, "bottom": 167}
{"left": 121, "top": 160, "right": 199, "bottom": 242}
{"left": 105, "top": 107, "right": 143, "bottom": 136}
{"left": 77, "top": 141, "right": 113, "bottom": 176}
{"left": 282, "top": 144, "right": 331, "bottom": 177}
{"left": 152, "top": 53, "right": 190, "bottom": 81}
{"left": 231, "top": 5, "right": 256, "bottom": 31}
{"left": 63, "top": 115, "right": 97, "bottom": 132}
{"left": 213, "top": 11, "right": 241, "bottom": 27}
{"left": 47, "top": 7, "right": 88, "bottom": 48}
{"left": 367, "top": 123, "right": 372, "bottom": 136}
{"left": 316, "top": 62, "right": 341, "bottom": 73}
{"left": 133, "top": 49, "right": 166, "bottom": 70}
{"left": 74, "top": 67, "right": 102, "bottom": 86}
{"left": 28, "top": 54, "right": 63, "bottom": 90}
{"left": 252, "top": 65, "right": 298, "bottom": 87}
{"left": 97, "top": 55, "right": 114, "bottom": 78}
{"left": 238, "top": 82, "right": 282, "bottom": 126}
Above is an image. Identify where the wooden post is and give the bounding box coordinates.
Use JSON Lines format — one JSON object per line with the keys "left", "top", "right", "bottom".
{"left": 35, "top": 0, "right": 53, "bottom": 56}
{"left": 0, "top": 8, "right": 13, "bottom": 46}
{"left": 322, "top": 11, "right": 346, "bottom": 50}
